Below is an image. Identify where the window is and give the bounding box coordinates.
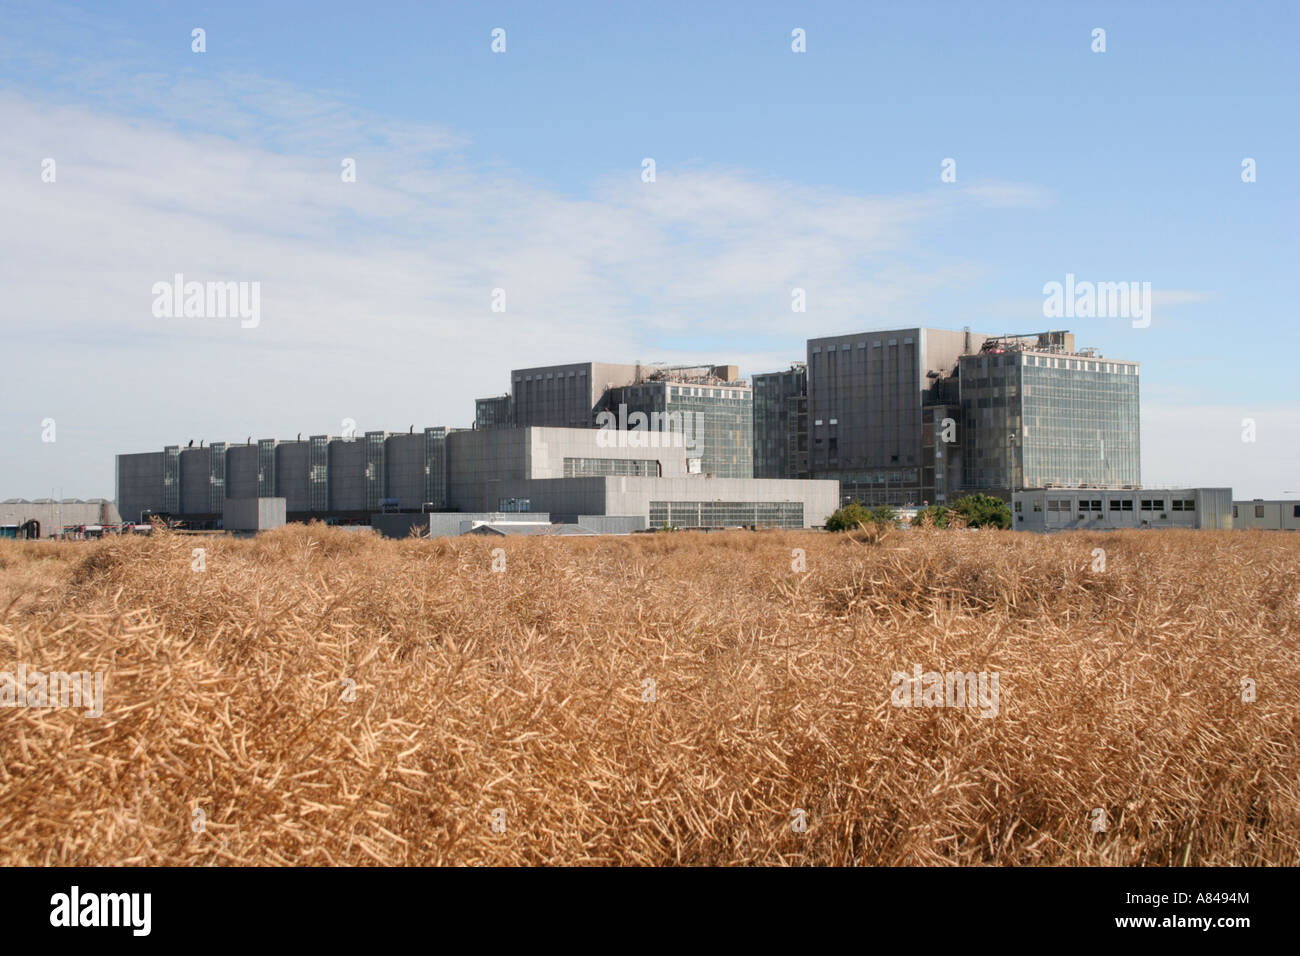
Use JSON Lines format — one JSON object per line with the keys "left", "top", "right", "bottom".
{"left": 1109, "top": 500, "right": 1121, "bottom": 511}
{"left": 564, "top": 457, "right": 658, "bottom": 478}
{"left": 1032, "top": 500, "right": 1042, "bottom": 512}
{"left": 1140, "top": 499, "right": 1165, "bottom": 512}
{"left": 1294, "top": 505, "right": 1300, "bottom": 518}
{"left": 1014, "top": 500, "right": 1022, "bottom": 513}
{"left": 649, "top": 500, "right": 804, "bottom": 529}
{"left": 1256, "top": 504, "right": 1265, "bottom": 518}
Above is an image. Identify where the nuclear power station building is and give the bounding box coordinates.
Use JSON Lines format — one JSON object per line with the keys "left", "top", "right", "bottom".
{"left": 106, "top": 326, "right": 1239, "bottom": 536}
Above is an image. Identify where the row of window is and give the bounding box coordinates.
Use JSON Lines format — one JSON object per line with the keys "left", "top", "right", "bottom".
{"left": 562, "top": 457, "right": 660, "bottom": 478}
{"left": 1234, "top": 504, "right": 1300, "bottom": 518}
{"left": 1033, "top": 498, "right": 1195, "bottom": 513}
{"left": 649, "top": 501, "right": 804, "bottom": 529}
{"left": 517, "top": 370, "right": 587, "bottom": 382}
{"left": 811, "top": 338, "right": 913, "bottom": 353}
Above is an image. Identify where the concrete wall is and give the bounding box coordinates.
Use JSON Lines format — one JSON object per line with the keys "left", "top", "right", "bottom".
{"left": 178, "top": 448, "right": 211, "bottom": 514}
{"left": 1233, "top": 500, "right": 1300, "bottom": 530}
{"left": 485, "top": 475, "right": 840, "bottom": 529}
{"left": 511, "top": 362, "right": 639, "bottom": 429}
{"left": 446, "top": 426, "right": 691, "bottom": 512}
{"left": 575, "top": 515, "right": 648, "bottom": 534}
{"left": 384, "top": 434, "right": 425, "bottom": 510}
{"left": 371, "top": 512, "right": 555, "bottom": 539}
{"left": 328, "top": 439, "right": 369, "bottom": 511}
{"left": 223, "top": 497, "right": 287, "bottom": 532}
{"left": 116, "top": 452, "right": 163, "bottom": 525}
{"left": 276, "top": 442, "right": 310, "bottom": 513}
{"left": 226, "top": 445, "right": 259, "bottom": 499}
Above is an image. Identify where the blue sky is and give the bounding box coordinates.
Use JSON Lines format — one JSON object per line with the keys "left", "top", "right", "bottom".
{"left": 1, "top": 0, "right": 1297, "bottom": 497}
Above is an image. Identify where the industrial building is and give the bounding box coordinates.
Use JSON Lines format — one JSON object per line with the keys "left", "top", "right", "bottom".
{"left": 477, "top": 361, "right": 754, "bottom": 480}
{"left": 609, "top": 366, "right": 752, "bottom": 479}
{"left": 1232, "top": 500, "right": 1300, "bottom": 531}
{"left": 96, "top": 329, "right": 1250, "bottom": 538}
{"left": 117, "top": 429, "right": 453, "bottom": 528}
{"left": 506, "top": 361, "right": 640, "bottom": 429}
{"left": 115, "top": 424, "right": 836, "bottom": 534}
{"left": 1012, "top": 488, "right": 1232, "bottom": 531}
{"left": 806, "top": 327, "right": 988, "bottom": 505}
{"left": 0, "top": 498, "right": 122, "bottom": 539}
{"left": 959, "top": 332, "right": 1140, "bottom": 495}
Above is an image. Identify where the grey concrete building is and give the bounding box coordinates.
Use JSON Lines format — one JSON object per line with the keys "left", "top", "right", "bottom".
{"left": 807, "top": 326, "right": 987, "bottom": 506}
{"left": 445, "top": 425, "right": 687, "bottom": 512}
{"left": 116, "top": 428, "right": 454, "bottom": 526}
{"left": 1232, "top": 499, "right": 1300, "bottom": 530}
{"left": 510, "top": 361, "right": 640, "bottom": 428}
{"left": 116, "top": 422, "right": 833, "bottom": 532}
{"left": 1013, "top": 488, "right": 1231, "bottom": 531}
{"left": 445, "top": 426, "right": 831, "bottom": 528}
{"left": 753, "top": 364, "right": 808, "bottom": 480}
{"left": 223, "top": 497, "right": 287, "bottom": 533}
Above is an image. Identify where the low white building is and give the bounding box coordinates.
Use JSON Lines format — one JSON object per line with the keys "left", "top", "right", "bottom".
{"left": 1012, "top": 488, "right": 1232, "bottom": 531}
{"left": 1232, "top": 499, "right": 1300, "bottom": 531}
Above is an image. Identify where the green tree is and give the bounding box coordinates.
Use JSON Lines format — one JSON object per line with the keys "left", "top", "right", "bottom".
{"left": 825, "top": 502, "right": 897, "bottom": 531}
{"left": 951, "top": 493, "right": 1012, "bottom": 529}
{"left": 868, "top": 505, "right": 898, "bottom": 527}
{"left": 911, "top": 504, "right": 951, "bottom": 528}
{"left": 824, "top": 502, "right": 871, "bottom": 531}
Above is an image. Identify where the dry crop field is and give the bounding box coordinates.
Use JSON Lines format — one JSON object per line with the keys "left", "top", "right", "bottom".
{"left": 1, "top": 524, "right": 1297, "bottom": 866}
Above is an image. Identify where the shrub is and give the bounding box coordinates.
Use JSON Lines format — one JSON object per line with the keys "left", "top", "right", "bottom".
{"left": 951, "top": 493, "right": 1012, "bottom": 529}
{"left": 911, "top": 505, "right": 951, "bottom": 529}
{"left": 825, "top": 502, "right": 897, "bottom": 531}
{"left": 824, "top": 502, "right": 870, "bottom": 531}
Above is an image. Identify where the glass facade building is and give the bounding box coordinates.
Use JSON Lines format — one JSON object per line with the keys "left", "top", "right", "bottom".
{"left": 474, "top": 394, "right": 512, "bottom": 428}
{"left": 960, "top": 349, "right": 1140, "bottom": 491}
{"left": 612, "top": 380, "right": 753, "bottom": 479}
{"left": 753, "top": 365, "right": 807, "bottom": 479}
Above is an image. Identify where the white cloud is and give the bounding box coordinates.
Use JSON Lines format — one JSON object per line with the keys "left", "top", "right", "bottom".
{"left": 0, "top": 71, "right": 1257, "bottom": 498}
